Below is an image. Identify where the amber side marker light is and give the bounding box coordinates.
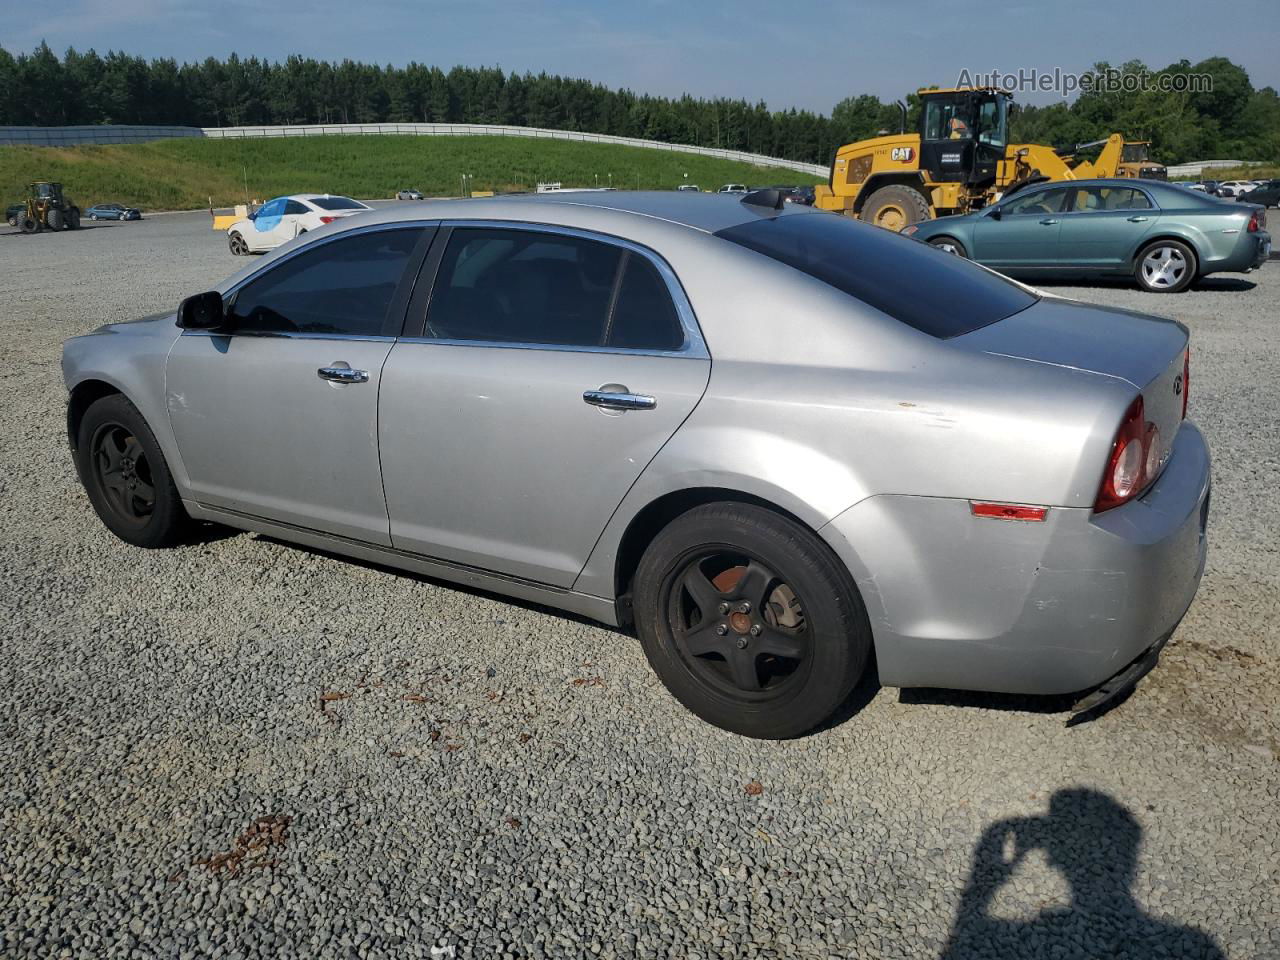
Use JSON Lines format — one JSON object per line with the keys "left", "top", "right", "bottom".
{"left": 970, "top": 502, "right": 1049, "bottom": 522}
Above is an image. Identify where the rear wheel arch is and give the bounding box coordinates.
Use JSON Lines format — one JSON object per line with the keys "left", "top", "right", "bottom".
{"left": 854, "top": 173, "right": 930, "bottom": 214}
{"left": 1133, "top": 232, "right": 1200, "bottom": 263}
{"left": 613, "top": 487, "right": 832, "bottom": 621}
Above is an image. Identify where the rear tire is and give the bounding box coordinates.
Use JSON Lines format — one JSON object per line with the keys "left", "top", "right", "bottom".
{"left": 77, "top": 394, "right": 191, "bottom": 549}
{"left": 1135, "top": 239, "right": 1196, "bottom": 293}
{"left": 928, "top": 236, "right": 968, "bottom": 257}
{"left": 861, "top": 184, "right": 932, "bottom": 232}
{"left": 47, "top": 208, "right": 64, "bottom": 231}
{"left": 633, "top": 502, "right": 872, "bottom": 739}
{"left": 66, "top": 207, "right": 80, "bottom": 229}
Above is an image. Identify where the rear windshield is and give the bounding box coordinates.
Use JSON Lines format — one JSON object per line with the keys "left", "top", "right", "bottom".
{"left": 309, "top": 196, "right": 367, "bottom": 211}
{"left": 714, "top": 213, "right": 1037, "bottom": 339}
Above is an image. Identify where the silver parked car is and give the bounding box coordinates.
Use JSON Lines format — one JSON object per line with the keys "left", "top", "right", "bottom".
{"left": 62, "top": 192, "right": 1210, "bottom": 738}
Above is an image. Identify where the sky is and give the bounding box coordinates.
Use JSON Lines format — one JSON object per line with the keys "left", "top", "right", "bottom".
{"left": 2, "top": 0, "right": 1277, "bottom": 115}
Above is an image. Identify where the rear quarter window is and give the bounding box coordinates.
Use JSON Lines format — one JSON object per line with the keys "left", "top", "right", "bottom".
{"left": 715, "top": 212, "right": 1037, "bottom": 339}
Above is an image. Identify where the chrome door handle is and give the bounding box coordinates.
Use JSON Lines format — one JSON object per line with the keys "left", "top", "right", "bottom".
{"left": 1127, "top": 215, "right": 1149, "bottom": 222}
{"left": 583, "top": 389, "right": 656, "bottom": 411}
{"left": 317, "top": 365, "right": 369, "bottom": 384}
{"left": 1039, "top": 218, "right": 1059, "bottom": 225}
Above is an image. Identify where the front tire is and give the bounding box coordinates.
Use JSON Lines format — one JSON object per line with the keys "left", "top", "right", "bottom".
{"left": 19, "top": 215, "right": 39, "bottom": 234}
{"left": 77, "top": 394, "right": 191, "bottom": 548}
{"left": 47, "top": 208, "right": 64, "bottom": 231}
{"left": 228, "top": 232, "right": 249, "bottom": 255}
{"left": 633, "top": 502, "right": 872, "bottom": 739}
{"left": 1135, "top": 239, "right": 1196, "bottom": 293}
{"left": 860, "top": 184, "right": 932, "bottom": 232}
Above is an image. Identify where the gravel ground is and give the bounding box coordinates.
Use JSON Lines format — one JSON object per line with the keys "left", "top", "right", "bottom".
{"left": 1, "top": 213, "right": 1277, "bottom": 959}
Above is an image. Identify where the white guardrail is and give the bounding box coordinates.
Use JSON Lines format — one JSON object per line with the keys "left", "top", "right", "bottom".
{"left": 0, "top": 122, "right": 827, "bottom": 177}
{"left": 200, "top": 123, "right": 830, "bottom": 177}
{"left": 1165, "top": 160, "right": 1252, "bottom": 177}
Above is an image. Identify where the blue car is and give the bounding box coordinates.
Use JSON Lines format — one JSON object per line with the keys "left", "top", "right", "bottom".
{"left": 904, "top": 178, "right": 1270, "bottom": 293}
{"left": 85, "top": 203, "right": 142, "bottom": 221}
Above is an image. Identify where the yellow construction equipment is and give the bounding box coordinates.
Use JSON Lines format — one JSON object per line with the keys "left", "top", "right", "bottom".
{"left": 814, "top": 88, "right": 1158, "bottom": 229}
{"left": 1070, "top": 136, "right": 1168, "bottom": 180}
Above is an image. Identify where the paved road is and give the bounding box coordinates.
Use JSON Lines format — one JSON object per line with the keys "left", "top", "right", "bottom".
{"left": 1, "top": 210, "right": 1276, "bottom": 959}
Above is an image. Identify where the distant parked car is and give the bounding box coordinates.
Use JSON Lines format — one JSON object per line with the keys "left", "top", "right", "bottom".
{"left": 5, "top": 203, "right": 23, "bottom": 227}
{"left": 1179, "top": 182, "right": 1207, "bottom": 193}
{"left": 1215, "top": 180, "right": 1254, "bottom": 198}
{"left": 903, "top": 178, "right": 1270, "bottom": 293}
{"left": 1238, "top": 180, "right": 1280, "bottom": 208}
{"left": 1200, "top": 180, "right": 1220, "bottom": 196}
{"left": 783, "top": 186, "right": 815, "bottom": 205}
{"left": 675, "top": 184, "right": 702, "bottom": 192}
{"left": 226, "top": 194, "right": 372, "bottom": 255}
{"left": 396, "top": 189, "right": 423, "bottom": 200}
{"left": 86, "top": 203, "right": 142, "bottom": 221}
{"left": 717, "top": 184, "right": 749, "bottom": 195}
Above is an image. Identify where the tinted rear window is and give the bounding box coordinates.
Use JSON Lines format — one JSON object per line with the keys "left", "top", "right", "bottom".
{"left": 714, "top": 213, "right": 1037, "bottom": 338}
{"left": 309, "top": 196, "right": 367, "bottom": 211}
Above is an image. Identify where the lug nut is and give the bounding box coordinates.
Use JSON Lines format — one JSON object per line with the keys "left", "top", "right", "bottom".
{"left": 717, "top": 602, "right": 730, "bottom": 615}
{"left": 736, "top": 637, "right": 749, "bottom": 649}
{"left": 715, "top": 624, "right": 728, "bottom": 636}
{"left": 737, "top": 602, "right": 751, "bottom": 614}
{"left": 750, "top": 624, "right": 762, "bottom": 637}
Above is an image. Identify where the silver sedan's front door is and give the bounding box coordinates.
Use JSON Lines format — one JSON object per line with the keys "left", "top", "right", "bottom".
{"left": 167, "top": 334, "right": 396, "bottom": 544}
{"left": 165, "top": 225, "right": 432, "bottom": 545}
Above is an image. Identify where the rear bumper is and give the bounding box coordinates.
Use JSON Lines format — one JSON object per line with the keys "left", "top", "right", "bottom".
{"left": 820, "top": 421, "right": 1210, "bottom": 696}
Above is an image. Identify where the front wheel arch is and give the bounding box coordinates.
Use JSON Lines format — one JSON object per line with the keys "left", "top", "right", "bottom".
{"left": 67, "top": 379, "right": 124, "bottom": 461}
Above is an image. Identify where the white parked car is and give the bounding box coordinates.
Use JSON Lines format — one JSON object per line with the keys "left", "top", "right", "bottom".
{"left": 717, "top": 184, "right": 749, "bottom": 195}
{"left": 227, "top": 194, "right": 371, "bottom": 255}
{"left": 1215, "top": 181, "right": 1254, "bottom": 198}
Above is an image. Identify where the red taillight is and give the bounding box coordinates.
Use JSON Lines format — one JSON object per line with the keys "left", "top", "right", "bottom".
{"left": 1181, "top": 347, "right": 1190, "bottom": 420}
{"left": 320, "top": 215, "right": 338, "bottom": 224}
{"left": 1095, "top": 395, "right": 1157, "bottom": 512}
{"left": 970, "top": 502, "right": 1048, "bottom": 522}
{"left": 1247, "top": 210, "right": 1260, "bottom": 233}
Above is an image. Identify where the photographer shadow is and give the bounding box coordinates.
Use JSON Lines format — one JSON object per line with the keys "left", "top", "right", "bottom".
{"left": 940, "top": 788, "right": 1225, "bottom": 960}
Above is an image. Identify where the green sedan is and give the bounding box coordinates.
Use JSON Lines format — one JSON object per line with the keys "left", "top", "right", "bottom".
{"left": 904, "top": 178, "right": 1271, "bottom": 293}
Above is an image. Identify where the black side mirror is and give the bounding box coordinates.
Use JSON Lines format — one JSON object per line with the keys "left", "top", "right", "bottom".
{"left": 987, "top": 207, "right": 1002, "bottom": 220}
{"left": 177, "top": 290, "right": 227, "bottom": 330}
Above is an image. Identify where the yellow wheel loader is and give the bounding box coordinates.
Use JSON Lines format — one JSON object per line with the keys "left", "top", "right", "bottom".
{"left": 814, "top": 88, "right": 1150, "bottom": 229}
{"left": 1070, "top": 137, "right": 1167, "bottom": 180}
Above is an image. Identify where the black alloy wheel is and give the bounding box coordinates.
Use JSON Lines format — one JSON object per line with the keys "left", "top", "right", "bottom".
{"left": 666, "top": 551, "right": 810, "bottom": 698}
{"left": 634, "top": 502, "right": 872, "bottom": 738}
{"left": 90, "top": 422, "right": 157, "bottom": 528}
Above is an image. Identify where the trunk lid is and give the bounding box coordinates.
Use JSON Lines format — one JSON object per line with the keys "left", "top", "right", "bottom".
{"left": 955, "top": 296, "right": 1189, "bottom": 471}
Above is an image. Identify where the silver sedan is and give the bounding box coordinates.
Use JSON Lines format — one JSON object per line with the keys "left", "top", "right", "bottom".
{"left": 62, "top": 191, "right": 1210, "bottom": 738}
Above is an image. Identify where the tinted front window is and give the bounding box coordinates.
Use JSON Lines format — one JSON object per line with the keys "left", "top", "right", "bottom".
{"left": 1002, "top": 186, "right": 1070, "bottom": 216}
{"left": 715, "top": 213, "right": 1036, "bottom": 339}
{"left": 230, "top": 228, "right": 421, "bottom": 336}
{"left": 426, "top": 228, "right": 623, "bottom": 346}
{"left": 310, "top": 196, "right": 367, "bottom": 211}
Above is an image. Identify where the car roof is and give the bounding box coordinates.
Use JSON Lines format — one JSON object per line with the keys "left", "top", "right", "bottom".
{"left": 369, "top": 190, "right": 818, "bottom": 235}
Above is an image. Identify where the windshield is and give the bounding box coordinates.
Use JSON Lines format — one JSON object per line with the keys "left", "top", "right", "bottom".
{"left": 1121, "top": 144, "right": 1150, "bottom": 163}
{"left": 309, "top": 196, "right": 369, "bottom": 211}
{"left": 715, "top": 213, "right": 1037, "bottom": 339}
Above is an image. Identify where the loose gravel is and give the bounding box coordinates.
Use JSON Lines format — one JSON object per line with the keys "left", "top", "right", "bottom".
{"left": 1, "top": 213, "right": 1277, "bottom": 959}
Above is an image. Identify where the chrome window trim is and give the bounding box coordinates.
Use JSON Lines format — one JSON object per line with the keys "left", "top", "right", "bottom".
{"left": 180, "top": 330, "right": 396, "bottom": 342}
{"left": 418, "top": 219, "right": 709, "bottom": 360}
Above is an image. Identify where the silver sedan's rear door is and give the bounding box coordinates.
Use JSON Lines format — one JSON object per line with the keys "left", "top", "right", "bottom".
{"left": 378, "top": 224, "right": 710, "bottom": 588}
